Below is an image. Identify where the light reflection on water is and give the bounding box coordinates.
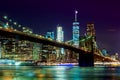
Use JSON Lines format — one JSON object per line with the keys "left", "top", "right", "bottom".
{"left": 0, "top": 66, "right": 120, "bottom": 80}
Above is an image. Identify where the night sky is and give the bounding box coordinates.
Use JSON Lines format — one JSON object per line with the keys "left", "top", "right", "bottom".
{"left": 0, "top": 0, "right": 120, "bottom": 55}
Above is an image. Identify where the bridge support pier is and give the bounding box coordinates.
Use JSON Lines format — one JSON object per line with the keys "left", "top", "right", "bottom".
{"left": 78, "top": 52, "right": 94, "bottom": 67}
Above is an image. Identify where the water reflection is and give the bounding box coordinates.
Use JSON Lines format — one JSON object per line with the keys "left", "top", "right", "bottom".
{"left": 0, "top": 66, "right": 120, "bottom": 80}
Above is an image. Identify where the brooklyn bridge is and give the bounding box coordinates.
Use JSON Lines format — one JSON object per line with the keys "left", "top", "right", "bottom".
{"left": 0, "top": 15, "right": 119, "bottom": 67}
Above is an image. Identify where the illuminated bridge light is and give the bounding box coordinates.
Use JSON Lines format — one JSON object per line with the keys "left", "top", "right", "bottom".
{"left": 9, "top": 19, "right": 12, "bottom": 22}
{"left": 3, "top": 16, "right": 8, "bottom": 19}
{"left": 18, "top": 25, "right": 21, "bottom": 27}
{"left": 13, "top": 22, "right": 17, "bottom": 25}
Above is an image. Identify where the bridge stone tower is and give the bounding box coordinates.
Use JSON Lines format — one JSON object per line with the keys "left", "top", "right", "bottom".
{"left": 86, "top": 23, "right": 96, "bottom": 51}
{"left": 86, "top": 23, "right": 95, "bottom": 37}
{"left": 86, "top": 23, "right": 103, "bottom": 57}
{"left": 79, "top": 23, "right": 95, "bottom": 67}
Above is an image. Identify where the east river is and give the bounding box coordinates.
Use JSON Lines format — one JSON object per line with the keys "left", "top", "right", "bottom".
{"left": 0, "top": 65, "right": 120, "bottom": 80}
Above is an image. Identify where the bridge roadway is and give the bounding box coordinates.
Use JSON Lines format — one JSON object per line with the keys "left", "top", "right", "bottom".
{"left": 0, "top": 28, "right": 118, "bottom": 62}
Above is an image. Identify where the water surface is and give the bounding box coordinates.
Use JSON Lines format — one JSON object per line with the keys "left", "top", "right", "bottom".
{"left": 0, "top": 65, "right": 120, "bottom": 80}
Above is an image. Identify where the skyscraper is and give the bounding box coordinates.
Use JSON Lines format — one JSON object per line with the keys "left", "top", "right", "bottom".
{"left": 56, "top": 25, "right": 64, "bottom": 42}
{"left": 56, "top": 25, "right": 64, "bottom": 55}
{"left": 46, "top": 31, "right": 54, "bottom": 40}
{"left": 72, "top": 10, "right": 80, "bottom": 48}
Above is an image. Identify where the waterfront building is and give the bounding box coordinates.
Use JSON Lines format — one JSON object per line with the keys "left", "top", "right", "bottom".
{"left": 32, "top": 43, "right": 41, "bottom": 61}
{"left": 43, "top": 31, "right": 56, "bottom": 62}
{"left": 56, "top": 25, "right": 65, "bottom": 62}
{"left": 42, "top": 44, "right": 56, "bottom": 62}
{"left": 102, "top": 48, "right": 108, "bottom": 56}
{"left": 17, "top": 40, "right": 33, "bottom": 60}
{"left": 115, "top": 53, "right": 119, "bottom": 60}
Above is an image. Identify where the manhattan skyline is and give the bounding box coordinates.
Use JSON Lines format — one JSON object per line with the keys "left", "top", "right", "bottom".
{"left": 0, "top": 0, "right": 120, "bottom": 55}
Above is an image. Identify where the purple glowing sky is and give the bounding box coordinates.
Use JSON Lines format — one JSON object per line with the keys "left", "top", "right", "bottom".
{"left": 0, "top": 0, "right": 120, "bottom": 55}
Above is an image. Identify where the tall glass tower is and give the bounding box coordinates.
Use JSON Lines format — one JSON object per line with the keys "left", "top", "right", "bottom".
{"left": 56, "top": 26, "right": 64, "bottom": 42}
{"left": 56, "top": 25, "right": 64, "bottom": 54}
{"left": 73, "top": 10, "right": 80, "bottom": 48}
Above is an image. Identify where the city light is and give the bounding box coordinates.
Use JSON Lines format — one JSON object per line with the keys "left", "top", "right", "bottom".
{"left": 3, "top": 16, "right": 8, "bottom": 19}
{"left": 0, "top": 11, "right": 119, "bottom": 67}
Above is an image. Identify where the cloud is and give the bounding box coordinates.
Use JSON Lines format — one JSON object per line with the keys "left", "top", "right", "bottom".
{"left": 107, "top": 29, "right": 116, "bottom": 32}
